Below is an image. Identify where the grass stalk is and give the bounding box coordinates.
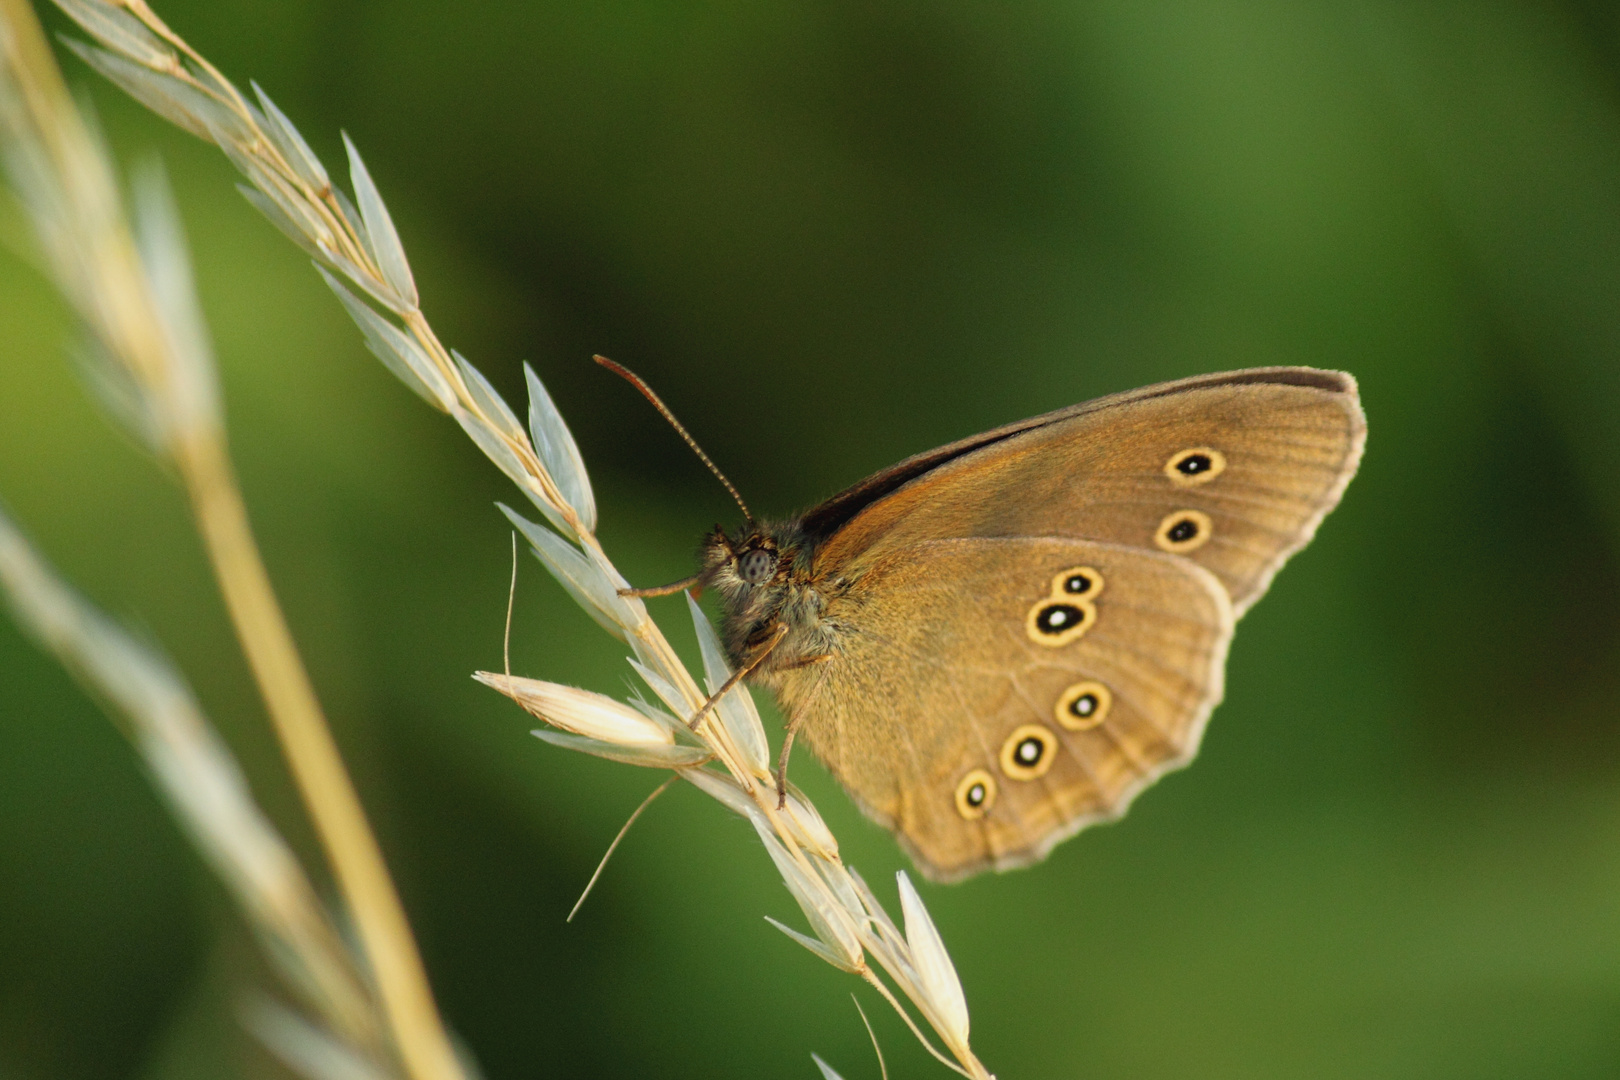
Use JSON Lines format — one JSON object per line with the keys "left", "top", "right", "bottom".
{"left": 0, "top": 6, "right": 464, "bottom": 1080}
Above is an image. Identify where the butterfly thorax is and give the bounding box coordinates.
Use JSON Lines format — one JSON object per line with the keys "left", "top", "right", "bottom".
{"left": 701, "top": 520, "right": 845, "bottom": 680}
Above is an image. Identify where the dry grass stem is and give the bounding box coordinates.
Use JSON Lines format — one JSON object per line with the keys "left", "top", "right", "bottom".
{"left": 42, "top": 0, "right": 995, "bottom": 1074}
{"left": 0, "top": 5, "right": 466, "bottom": 1080}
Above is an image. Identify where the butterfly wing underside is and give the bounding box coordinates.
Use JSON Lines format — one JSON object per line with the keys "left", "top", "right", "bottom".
{"left": 780, "top": 537, "right": 1233, "bottom": 882}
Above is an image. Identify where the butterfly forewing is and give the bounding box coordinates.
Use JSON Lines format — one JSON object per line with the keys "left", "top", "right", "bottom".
{"left": 772, "top": 537, "right": 1233, "bottom": 882}
{"left": 811, "top": 370, "right": 1364, "bottom": 615}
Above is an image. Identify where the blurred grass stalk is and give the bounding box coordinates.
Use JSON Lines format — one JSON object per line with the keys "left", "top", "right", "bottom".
{"left": 4, "top": 0, "right": 995, "bottom": 1074}
{"left": 0, "top": 4, "right": 467, "bottom": 1080}
{"left": 0, "top": 507, "right": 405, "bottom": 1080}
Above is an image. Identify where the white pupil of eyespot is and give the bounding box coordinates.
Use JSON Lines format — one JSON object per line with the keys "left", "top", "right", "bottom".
{"left": 969, "top": 784, "right": 984, "bottom": 803}
{"left": 1018, "top": 740, "right": 1039, "bottom": 762}
{"left": 1050, "top": 610, "right": 1068, "bottom": 625}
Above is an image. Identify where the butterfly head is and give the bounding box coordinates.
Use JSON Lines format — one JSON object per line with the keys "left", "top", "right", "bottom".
{"left": 701, "top": 525, "right": 786, "bottom": 592}
{"left": 700, "top": 521, "right": 829, "bottom": 668}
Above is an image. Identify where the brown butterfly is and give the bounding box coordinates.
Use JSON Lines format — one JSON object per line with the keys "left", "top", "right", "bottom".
{"left": 609, "top": 362, "right": 1364, "bottom": 882}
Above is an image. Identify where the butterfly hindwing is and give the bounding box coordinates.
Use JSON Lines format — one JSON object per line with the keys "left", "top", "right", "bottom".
{"left": 770, "top": 537, "right": 1233, "bottom": 882}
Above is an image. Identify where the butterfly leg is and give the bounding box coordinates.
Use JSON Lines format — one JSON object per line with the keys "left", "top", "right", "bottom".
{"left": 773, "top": 653, "right": 833, "bottom": 808}
{"left": 684, "top": 623, "right": 788, "bottom": 733}
{"left": 774, "top": 719, "right": 801, "bottom": 809}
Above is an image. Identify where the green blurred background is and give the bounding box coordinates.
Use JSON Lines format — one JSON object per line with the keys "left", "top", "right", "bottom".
{"left": 3, "top": 0, "right": 1620, "bottom": 1077}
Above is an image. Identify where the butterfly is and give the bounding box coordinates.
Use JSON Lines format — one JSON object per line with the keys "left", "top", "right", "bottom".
{"left": 613, "top": 363, "right": 1365, "bottom": 882}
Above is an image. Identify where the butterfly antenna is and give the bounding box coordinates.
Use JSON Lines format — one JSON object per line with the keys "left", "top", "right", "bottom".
{"left": 594, "top": 355, "right": 754, "bottom": 525}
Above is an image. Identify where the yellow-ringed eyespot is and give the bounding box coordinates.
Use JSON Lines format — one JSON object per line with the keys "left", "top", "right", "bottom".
{"left": 1155, "top": 509, "right": 1212, "bottom": 553}
{"left": 1165, "top": 447, "right": 1226, "bottom": 486}
{"left": 1026, "top": 598, "right": 1095, "bottom": 646}
{"left": 999, "top": 724, "right": 1059, "bottom": 781}
{"left": 954, "top": 769, "right": 997, "bottom": 819}
{"left": 1055, "top": 681, "right": 1112, "bottom": 731}
{"left": 1050, "top": 565, "right": 1104, "bottom": 599}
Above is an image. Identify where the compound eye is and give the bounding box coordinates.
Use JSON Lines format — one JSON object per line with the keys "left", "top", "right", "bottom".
{"left": 736, "top": 548, "right": 778, "bottom": 585}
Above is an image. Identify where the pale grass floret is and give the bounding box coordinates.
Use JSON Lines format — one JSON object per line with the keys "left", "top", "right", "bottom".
{"left": 19, "top": 0, "right": 996, "bottom": 1075}
{"left": 899, "top": 871, "right": 972, "bottom": 1048}
{"left": 245, "top": 999, "right": 397, "bottom": 1080}
{"left": 475, "top": 675, "right": 679, "bottom": 749}
{"left": 813, "top": 1054, "right": 850, "bottom": 1080}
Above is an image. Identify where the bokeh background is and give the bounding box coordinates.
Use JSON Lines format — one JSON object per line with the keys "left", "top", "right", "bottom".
{"left": 3, "top": 1, "right": 1620, "bottom": 1077}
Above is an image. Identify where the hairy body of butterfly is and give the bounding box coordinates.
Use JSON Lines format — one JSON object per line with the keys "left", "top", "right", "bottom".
{"left": 691, "top": 367, "right": 1364, "bottom": 882}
